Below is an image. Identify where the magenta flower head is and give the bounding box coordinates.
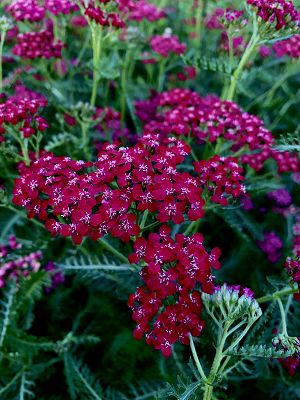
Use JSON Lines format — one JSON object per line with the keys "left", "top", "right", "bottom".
{"left": 150, "top": 30, "right": 186, "bottom": 58}
{"left": 258, "top": 231, "right": 283, "bottom": 263}
{"left": 7, "top": 0, "right": 45, "bottom": 23}
{"left": 273, "top": 34, "right": 300, "bottom": 58}
{"left": 128, "top": 227, "right": 221, "bottom": 357}
{"left": 247, "top": 0, "right": 300, "bottom": 30}
{"left": 13, "top": 30, "right": 64, "bottom": 60}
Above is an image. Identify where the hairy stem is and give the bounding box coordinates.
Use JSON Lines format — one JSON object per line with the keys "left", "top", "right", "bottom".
{"left": 203, "top": 323, "right": 230, "bottom": 400}
{"left": 277, "top": 297, "right": 288, "bottom": 336}
{"left": 90, "top": 26, "right": 103, "bottom": 107}
{"left": 189, "top": 334, "right": 207, "bottom": 381}
{"left": 0, "top": 29, "right": 6, "bottom": 91}
{"left": 224, "top": 14, "right": 259, "bottom": 101}
{"left": 257, "top": 286, "right": 298, "bottom": 304}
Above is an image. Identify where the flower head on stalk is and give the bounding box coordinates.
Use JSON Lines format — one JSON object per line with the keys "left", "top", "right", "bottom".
{"left": 247, "top": 0, "right": 300, "bottom": 31}
{"left": 128, "top": 228, "right": 221, "bottom": 356}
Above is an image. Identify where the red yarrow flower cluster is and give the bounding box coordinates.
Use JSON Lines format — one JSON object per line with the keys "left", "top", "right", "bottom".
{"left": 150, "top": 33, "right": 186, "bottom": 58}
{"left": 12, "top": 134, "right": 206, "bottom": 244}
{"left": 273, "top": 34, "right": 300, "bottom": 58}
{"left": 194, "top": 156, "right": 246, "bottom": 206}
{"left": 13, "top": 29, "right": 64, "bottom": 59}
{"left": 0, "top": 96, "right": 48, "bottom": 142}
{"left": 247, "top": 0, "right": 300, "bottom": 30}
{"left": 205, "top": 7, "right": 246, "bottom": 29}
{"left": 84, "top": 1, "right": 125, "bottom": 28}
{"left": 280, "top": 353, "right": 300, "bottom": 376}
{"left": 45, "top": 0, "right": 79, "bottom": 16}
{"left": 7, "top": 0, "right": 45, "bottom": 23}
{"left": 128, "top": 226, "right": 221, "bottom": 356}
{"left": 136, "top": 88, "right": 300, "bottom": 174}
{"left": 118, "top": 0, "right": 165, "bottom": 22}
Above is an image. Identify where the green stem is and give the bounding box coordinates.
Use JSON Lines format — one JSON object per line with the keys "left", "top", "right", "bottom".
{"left": 90, "top": 26, "right": 103, "bottom": 107}
{"left": 203, "top": 323, "right": 230, "bottom": 400}
{"left": 141, "top": 221, "right": 161, "bottom": 232}
{"left": 277, "top": 297, "right": 288, "bottom": 336}
{"left": 157, "top": 58, "right": 167, "bottom": 92}
{"left": 225, "top": 323, "right": 253, "bottom": 355}
{"left": 225, "top": 14, "right": 259, "bottom": 101}
{"left": 98, "top": 238, "right": 128, "bottom": 264}
{"left": 257, "top": 286, "right": 298, "bottom": 304}
{"left": 183, "top": 220, "right": 200, "bottom": 236}
{"left": 0, "top": 30, "right": 6, "bottom": 91}
{"left": 80, "top": 122, "right": 90, "bottom": 160}
{"left": 189, "top": 334, "right": 207, "bottom": 381}
{"left": 120, "top": 49, "right": 132, "bottom": 127}
{"left": 195, "top": 0, "right": 204, "bottom": 48}
{"left": 20, "top": 137, "right": 30, "bottom": 166}
{"left": 139, "top": 210, "right": 149, "bottom": 231}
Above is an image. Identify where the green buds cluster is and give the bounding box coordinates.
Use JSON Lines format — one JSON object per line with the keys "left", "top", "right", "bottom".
{"left": 202, "top": 284, "right": 262, "bottom": 325}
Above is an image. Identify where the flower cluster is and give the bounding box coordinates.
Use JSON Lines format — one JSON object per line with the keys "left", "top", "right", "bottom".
{"left": 84, "top": 2, "right": 125, "bottom": 28}
{"left": 258, "top": 231, "right": 282, "bottom": 263}
{"left": 0, "top": 96, "right": 47, "bottom": 142}
{"left": 12, "top": 84, "right": 48, "bottom": 106}
{"left": 7, "top": 0, "right": 45, "bottom": 23}
{"left": 150, "top": 32, "right": 186, "bottom": 58}
{"left": 45, "top": 0, "right": 78, "bottom": 16}
{"left": 212, "top": 283, "right": 255, "bottom": 300}
{"left": 205, "top": 7, "right": 246, "bottom": 29}
{"left": 0, "top": 235, "right": 42, "bottom": 288}
{"left": 194, "top": 156, "right": 246, "bottom": 206}
{"left": 247, "top": 0, "right": 300, "bottom": 30}
{"left": 12, "top": 134, "right": 207, "bottom": 244}
{"left": 13, "top": 29, "right": 64, "bottom": 59}
{"left": 44, "top": 261, "right": 65, "bottom": 292}
{"left": 136, "top": 88, "right": 300, "bottom": 174}
{"left": 273, "top": 34, "right": 300, "bottom": 58}
{"left": 128, "top": 227, "right": 221, "bottom": 356}
{"left": 268, "top": 188, "right": 292, "bottom": 208}
{"left": 285, "top": 257, "right": 300, "bottom": 301}
{"left": 119, "top": 0, "right": 165, "bottom": 22}
{"left": 280, "top": 353, "right": 300, "bottom": 375}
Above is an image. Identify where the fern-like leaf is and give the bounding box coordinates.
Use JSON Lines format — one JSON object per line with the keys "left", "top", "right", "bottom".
{"left": 275, "top": 131, "right": 300, "bottom": 152}
{"left": 0, "top": 282, "right": 16, "bottom": 347}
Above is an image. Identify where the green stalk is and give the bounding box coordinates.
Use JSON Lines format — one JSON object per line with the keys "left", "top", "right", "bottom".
{"left": 120, "top": 49, "right": 132, "bottom": 127}
{"left": 157, "top": 58, "right": 167, "bottom": 92}
{"left": 189, "top": 334, "right": 207, "bottom": 381}
{"left": 195, "top": 0, "right": 204, "bottom": 48}
{"left": 203, "top": 323, "right": 230, "bottom": 400}
{"left": 90, "top": 26, "right": 103, "bottom": 107}
{"left": 98, "top": 238, "right": 128, "bottom": 264}
{"left": 0, "top": 29, "right": 6, "bottom": 91}
{"left": 80, "top": 121, "right": 90, "bottom": 160}
{"left": 224, "top": 14, "right": 260, "bottom": 101}
{"left": 277, "top": 297, "right": 288, "bottom": 335}
{"left": 257, "top": 286, "right": 298, "bottom": 304}
{"left": 139, "top": 210, "right": 149, "bottom": 231}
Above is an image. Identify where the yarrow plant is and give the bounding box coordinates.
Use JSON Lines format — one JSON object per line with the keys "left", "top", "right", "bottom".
{"left": 0, "top": 0, "right": 299, "bottom": 398}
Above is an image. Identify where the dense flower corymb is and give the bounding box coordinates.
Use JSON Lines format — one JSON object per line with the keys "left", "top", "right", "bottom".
{"left": 128, "top": 227, "right": 221, "bottom": 356}
{"left": 150, "top": 33, "right": 186, "bottom": 58}
{"left": 0, "top": 96, "right": 47, "bottom": 142}
{"left": 247, "top": 0, "right": 300, "bottom": 30}
{"left": 12, "top": 134, "right": 206, "bottom": 244}
{"left": 13, "top": 29, "right": 64, "bottom": 59}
